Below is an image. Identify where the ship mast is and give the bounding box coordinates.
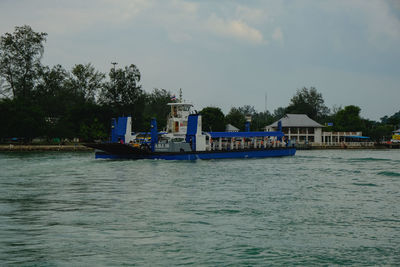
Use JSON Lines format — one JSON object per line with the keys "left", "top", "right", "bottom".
{"left": 179, "top": 88, "right": 182, "bottom": 103}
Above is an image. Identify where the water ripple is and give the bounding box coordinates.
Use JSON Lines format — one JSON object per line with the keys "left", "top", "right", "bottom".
{"left": 0, "top": 150, "right": 399, "bottom": 265}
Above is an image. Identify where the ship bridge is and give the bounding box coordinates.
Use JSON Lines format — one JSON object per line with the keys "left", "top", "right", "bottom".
{"left": 166, "top": 102, "right": 194, "bottom": 135}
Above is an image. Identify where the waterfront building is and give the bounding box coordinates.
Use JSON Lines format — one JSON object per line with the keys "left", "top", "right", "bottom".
{"left": 266, "top": 114, "right": 372, "bottom": 146}
{"left": 265, "top": 114, "right": 324, "bottom": 143}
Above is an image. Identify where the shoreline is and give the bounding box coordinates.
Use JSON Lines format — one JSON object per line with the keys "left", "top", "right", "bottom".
{"left": 0, "top": 144, "right": 93, "bottom": 151}
{"left": 0, "top": 144, "right": 397, "bottom": 152}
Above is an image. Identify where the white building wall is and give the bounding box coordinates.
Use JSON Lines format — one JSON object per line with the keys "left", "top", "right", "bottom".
{"left": 315, "top": 128, "right": 322, "bottom": 143}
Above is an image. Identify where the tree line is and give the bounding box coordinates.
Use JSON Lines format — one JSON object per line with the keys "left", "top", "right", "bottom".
{"left": 0, "top": 25, "right": 172, "bottom": 142}
{"left": 1, "top": 25, "right": 399, "bottom": 143}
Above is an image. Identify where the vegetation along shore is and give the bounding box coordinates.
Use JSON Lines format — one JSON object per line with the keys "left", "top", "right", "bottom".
{"left": 1, "top": 143, "right": 398, "bottom": 152}
{"left": 0, "top": 144, "right": 93, "bottom": 151}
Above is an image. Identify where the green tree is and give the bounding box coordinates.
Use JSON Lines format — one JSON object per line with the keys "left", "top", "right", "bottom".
{"left": 68, "top": 63, "right": 105, "bottom": 102}
{"left": 235, "top": 105, "right": 274, "bottom": 131}
{"left": 60, "top": 102, "right": 111, "bottom": 141}
{"left": 143, "top": 88, "right": 173, "bottom": 130}
{"left": 237, "top": 105, "right": 257, "bottom": 116}
{"left": 100, "top": 64, "right": 146, "bottom": 130}
{"left": 272, "top": 107, "right": 287, "bottom": 120}
{"left": 226, "top": 107, "right": 246, "bottom": 131}
{"left": 286, "top": 87, "right": 329, "bottom": 121}
{"left": 0, "top": 77, "right": 10, "bottom": 98}
{"left": 100, "top": 64, "right": 142, "bottom": 108}
{"left": 381, "top": 111, "right": 400, "bottom": 128}
{"left": 0, "top": 25, "right": 47, "bottom": 99}
{"left": 200, "top": 107, "right": 226, "bottom": 132}
{"left": 35, "top": 65, "right": 70, "bottom": 116}
{"left": 333, "top": 105, "right": 364, "bottom": 131}
{"left": 79, "top": 118, "right": 108, "bottom": 141}
{"left": 0, "top": 98, "right": 45, "bottom": 140}
{"left": 362, "top": 119, "right": 392, "bottom": 141}
{"left": 251, "top": 111, "right": 274, "bottom": 131}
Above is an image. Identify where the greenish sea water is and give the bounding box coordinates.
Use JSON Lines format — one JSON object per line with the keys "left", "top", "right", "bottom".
{"left": 0, "top": 150, "right": 399, "bottom": 266}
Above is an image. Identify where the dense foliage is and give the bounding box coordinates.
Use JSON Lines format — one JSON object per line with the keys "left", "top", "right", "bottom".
{"left": 0, "top": 26, "right": 174, "bottom": 142}
{"left": 199, "top": 107, "right": 225, "bottom": 132}
{"left": 0, "top": 25, "right": 398, "bottom": 143}
{"left": 286, "top": 87, "right": 330, "bottom": 121}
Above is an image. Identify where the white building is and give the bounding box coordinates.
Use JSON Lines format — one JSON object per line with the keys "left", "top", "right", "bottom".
{"left": 265, "top": 114, "right": 372, "bottom": 146}
{"left": 265, "top": 114, "right": 323, "bottom": 143}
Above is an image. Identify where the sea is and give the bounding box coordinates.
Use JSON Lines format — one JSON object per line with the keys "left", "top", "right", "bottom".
{"left": 0, "top": 149, "right": 399, "bottom": 266}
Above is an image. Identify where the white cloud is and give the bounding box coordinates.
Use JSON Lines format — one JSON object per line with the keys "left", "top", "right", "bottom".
{"left": 154, "top": 1, "right": 267, "bottom": 45}
{"left": 362, "top": 1, "right": 400, "bottom": 41}
{"left": 172, "top": 0, "right": 198, "bottom": 14}
{"left": 272, "top": 27, "right": 283, "bottom": 42}
{"left": 168, "top": 31, "right": 193, "bottom": 43}
{"left": 319, "top": 0, "right": 400, "bottom": 44}
{"left": 235, "top": 6, "right": 266, "bottom": 24}
{"left": 157, "top": 0, "right": 200, "bottom": 43}
{"left": 206, "top": 14, "right": 265, "bottom": 45}
{"left": 0, "top": 0, "right": 271, "bottom": 46}
{"left": 13, "top": 0, "right": 154, "bottom": 35}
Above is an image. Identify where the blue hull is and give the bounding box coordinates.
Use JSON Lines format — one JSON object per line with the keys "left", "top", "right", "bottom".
{"left": 95, "top": 148, "right": 296, "bottom": 160}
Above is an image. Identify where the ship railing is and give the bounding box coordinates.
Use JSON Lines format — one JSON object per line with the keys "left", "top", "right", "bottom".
{"left": 207, "top": 138, "right": 287, "bottom": 151}
{"left": 314, "top": 142, "right": 375, "bottom": 147}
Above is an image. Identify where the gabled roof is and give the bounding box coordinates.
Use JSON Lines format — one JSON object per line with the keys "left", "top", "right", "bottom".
{"left": 225, "top": 124, "right": 239, "bottom": 132}
{"left": 206, "top": 131, "right": 284, "bottom": 138}
{"left": 267, "top": 114, "right": 324, "bottom": 128}
{"left": 393, "top": 128, "right": 400, "bottom": 133}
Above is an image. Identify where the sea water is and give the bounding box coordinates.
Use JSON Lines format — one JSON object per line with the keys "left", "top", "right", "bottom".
{"left": 0, "top": 150, "right": 399, "bottom": 266}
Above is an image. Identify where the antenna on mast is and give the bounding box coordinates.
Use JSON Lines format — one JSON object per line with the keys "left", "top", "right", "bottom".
{"left": 179, "top": 88, "right": 183, "bottom": 103}
{"left": 264, "top": 92, "right": 267, "bottom": 113}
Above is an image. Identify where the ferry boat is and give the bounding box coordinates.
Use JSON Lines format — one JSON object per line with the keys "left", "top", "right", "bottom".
{"left": 86, "top": 96, "right": 296, "bottom": 160}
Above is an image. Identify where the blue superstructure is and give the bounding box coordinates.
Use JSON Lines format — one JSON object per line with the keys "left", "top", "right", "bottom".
{"left": 150, "top": 118, "right": 158, "bottom": 152}
{"left": 111, "top": 116, "right": 131, "bottom": 143}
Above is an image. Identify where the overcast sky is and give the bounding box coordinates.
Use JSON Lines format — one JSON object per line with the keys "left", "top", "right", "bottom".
{"left": 1, "top": 0, "right": 399, "bottom": 120}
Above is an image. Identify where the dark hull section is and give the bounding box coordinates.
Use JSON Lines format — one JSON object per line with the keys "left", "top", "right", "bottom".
{"left": 85, "top": 143, "right": 151, "bottom": 156}
{"left": 86, "top": 143, "right": 296, "bottom": 160}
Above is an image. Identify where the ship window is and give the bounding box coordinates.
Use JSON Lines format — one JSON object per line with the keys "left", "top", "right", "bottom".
{"left": 174, "top": 121, "right": 179, "bottom": 132}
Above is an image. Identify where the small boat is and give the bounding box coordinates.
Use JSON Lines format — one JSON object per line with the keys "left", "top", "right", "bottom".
{"left": 391, "top": 129, "right": 400, "bottom": 143}
{"left": 86, "top": 97, "right": 295, "bottom": 160}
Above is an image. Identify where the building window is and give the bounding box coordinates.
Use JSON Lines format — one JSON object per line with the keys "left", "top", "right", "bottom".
{"left": 308, "top": 127, "right": 314, "bottom": 134}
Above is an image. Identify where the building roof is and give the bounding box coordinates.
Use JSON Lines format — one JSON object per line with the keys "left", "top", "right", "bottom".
{"left": 206, "top": 131, "right": 284, "bottom": 138}
{"left": 225, "top": 124, "right": 239, "bottom": 132}
{"left": 393, "top": 128, "right": 400, "bottom": 133}
{"left": 267, "top": 114, "right": 324, "bottom": 128}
